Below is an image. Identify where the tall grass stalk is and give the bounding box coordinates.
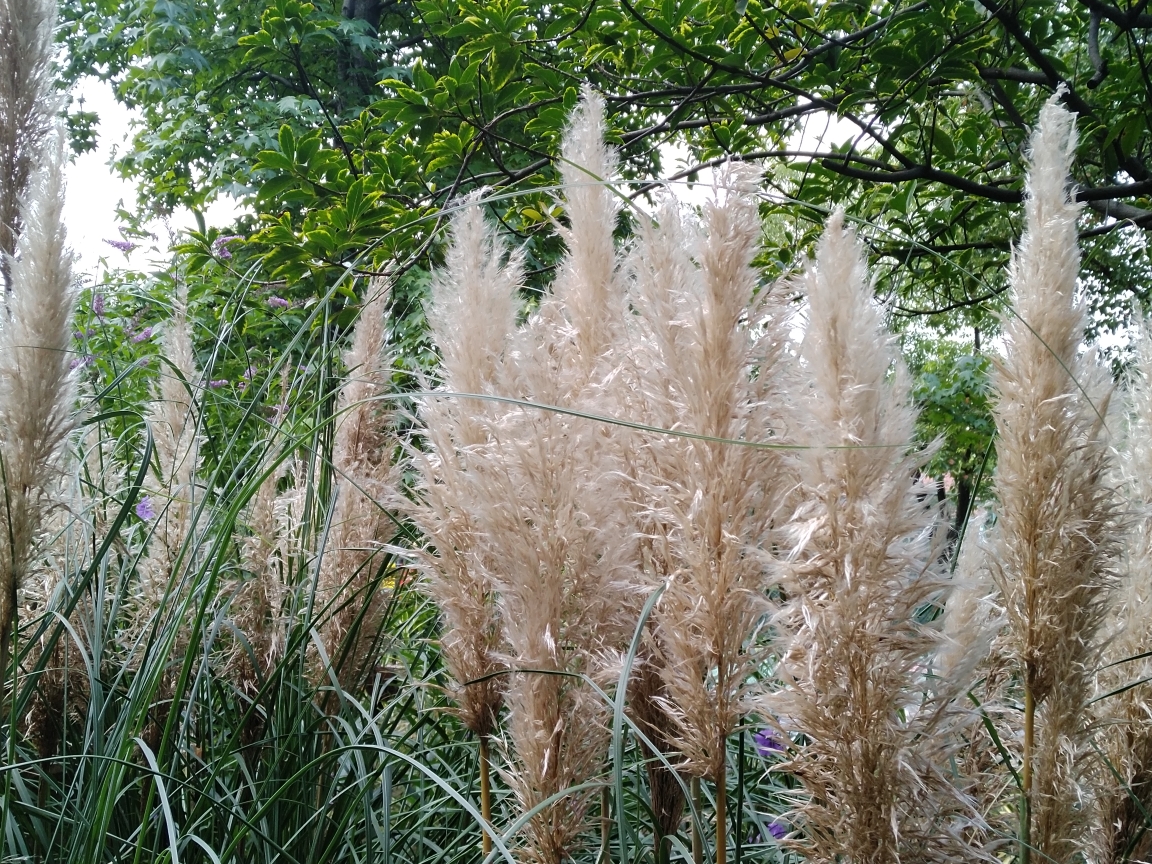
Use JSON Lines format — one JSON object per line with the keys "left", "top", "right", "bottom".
{"left": 772, "top": 211, "right": 982, "bottom": 862}
{"left": 407, "top": 198, "right": 522, "bottom": 848}
{"left": 0, "top": 130, "right": 75, "bottom": 692}
{"left": 0, "top": 0, "right": 57, "bottom": 285}
{"left": 988, "top": 95, "right": 1120, "bottom": 864}
{"left": 1093, "top": 321, "right": 1152, "bottom": 863}
{"left": 315, "top": 278, "right": 397, "bottom": 694}
{"left": 623, "top": 169, "right": 790, "bottom": 864}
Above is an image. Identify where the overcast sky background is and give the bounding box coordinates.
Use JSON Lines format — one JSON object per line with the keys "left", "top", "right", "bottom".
{"left": 62, "top": 77, "right": 244, "bottom": 282}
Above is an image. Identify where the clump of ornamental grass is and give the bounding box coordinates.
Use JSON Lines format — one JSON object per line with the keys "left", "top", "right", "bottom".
{"left": 314, "top": 279, "right": 399, "bottom": 695}
{"left": 134, "top": 288, "right": 203, "bottom": 634}
{"left": 413, "top": 91, "right": 638, "bottom": 864}
{"left": 621, "top": 169, "right": 791, "bottom": 864}
{"left": 771, "top": 211, "right": 985, "bottom": 862}
{"left": 0, "top": 131, "right": 76, "bottom": 688}
{"left": 1091, "top": 322, "right": 1152, "bottom": 864}
{"left": 222, "top": 413, "right": 293, "bottom": 739}
{"left": 0, "top": 0, "right": 57, "bottom": 286}
{"left": 481, "top": 92, "right": 635, "bottom": 864}
{"left": 404, "top": 198, "right": 520, "bottom": 851}
{"left": 987, "top": 95, "right": 1120, "bottom": 864}
{"left": 128, "top": 287, "right": 205, "bottom": 750}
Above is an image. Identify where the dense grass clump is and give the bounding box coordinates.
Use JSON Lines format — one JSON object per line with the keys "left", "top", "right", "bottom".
{"left": 6, "top": 4, "right": 1152, "bottom": 860}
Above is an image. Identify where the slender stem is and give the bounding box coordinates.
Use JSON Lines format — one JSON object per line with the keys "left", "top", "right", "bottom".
{"left": 735, "top": 730, "right": 744, "bottom": 864}
{"left": 479, "top": 734, "right": 493, "bottom": 856}
{"left": 598, "top": 787, "right": 611, "bottom": 864}
{"left": 1021, "top": 684, "right": 1034, "bottom": 864}
{"left": 691, "top": 776, "right": 703, "bottom": 864}
{"left": 716, "top": 757, "right": 727, "bottom": 864}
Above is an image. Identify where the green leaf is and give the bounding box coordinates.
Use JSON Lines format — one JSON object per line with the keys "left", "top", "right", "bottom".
{"left": 256, "top": 149, "right": 293, "bottom": 172}
{"left": 932, "top": 126, "right": 956, "bottom": 160}
{"left": 490, "top": 39, "right": 519, "bottom": 88}
{"left": 277, "top": 124, "right": 295, "bottom": 159}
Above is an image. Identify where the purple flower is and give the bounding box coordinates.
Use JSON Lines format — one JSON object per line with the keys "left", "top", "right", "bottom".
{"left": 92, "top": 292, "right": 105, "bottom": 318}
{"left": 753, "top": 729, "right": 783, "bottom": 757}
{"left": 136, "top": 496, "right": 157, "bottom": 521}
{"left": 768, "top": 819, "right": 787, "bottom": 840}
{"left": 131, "top": 326, "right": 153, "bottom": 343}
{"left": 267, "top": 296, "right": 289, "bottom": 309}
{"left": 69, "top": 354, "right": 94, "bottom": 370}
{"left": 209, "top": 378, "right": 229, "bottom": 388}
{"left": 213, "top": 234, "right": 244, "bottom": 260}
{"left": 104, "top": 238, "right": 137, "bottom": 253}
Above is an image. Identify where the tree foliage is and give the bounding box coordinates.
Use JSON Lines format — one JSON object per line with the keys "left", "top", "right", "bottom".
{"left": 62, "top": 0, "right": 1152, "bottom": 335}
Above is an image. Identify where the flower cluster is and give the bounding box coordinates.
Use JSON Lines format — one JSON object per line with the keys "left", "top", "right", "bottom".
{"left": 213, "top": 234, "right": 244, "bottom": 260}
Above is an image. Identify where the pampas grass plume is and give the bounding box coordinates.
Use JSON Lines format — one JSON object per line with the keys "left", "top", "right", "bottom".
{"left": 625, "top": 169, "right": 788, "bottom": 864}
{"left": 408, "top": 199, "right": 520, "bottom": 739}
{"left": 135, "top": 287, "right": 203, "bottom": 639}
{"left": 1091, "top": 321, "right": 1152, "bottom": 863}
{"left": 0, "top": 0, "right": 58, "bottom": 285}
{"left": 0, "top": 133, "right": 75, "bottom": 679}
{"left": 772, "top": 211, "right": 978, "bottom": 863}
{"left": 315, "top": 280, "right": 398, "bottom": 693}
{"left": 988, "top": 94, "right": 1119, "bottom": 864}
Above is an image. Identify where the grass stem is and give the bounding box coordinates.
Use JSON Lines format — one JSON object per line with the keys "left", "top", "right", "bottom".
{"left": 716, "top": 757, "right": 727, "bottom": 864}
{"left": 479, "top": 734, "right": 492, "bottom": 856}
{"left": 598, "top": 787, "right": 610, "bottom": 864}
{"left": 1021, "top": 683, "right": 1034, "bottom": 864}
{"left": 691, "top": 776, "right": 702, "bottom": 864}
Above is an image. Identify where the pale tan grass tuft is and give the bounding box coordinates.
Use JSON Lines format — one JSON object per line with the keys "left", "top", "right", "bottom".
{"left": 0, "top": 133, "right": 76, "bottom": 680}
{"left": 224, "top": 427, "right": 291, "bottom": 709}
{"left": 134, "top": 286, "right": 203, "bottom": 647}
{"left": 1090, "top": 322, "right": 1152, "bottom": 864}
{"left": 411, "top": 93, "right": 637, "bottom": 864}
{"left": 549, "top": 85, "right": 622, "bottom": 375}
{"left": 315, "top": 279, "right": 398, "bottom": 694}
{"left": 406, "top": 200, "right": 520, "bottom": 740}
{"left": 623, "top": 170, "right": 791, "bottom": 864}
{"left": 771, "top": 211, "right": 983, "bottom": 863}
{"left": 936, "top": 521, "right": 1001, "bottom": 696}
{"left": 988, "top": 95, "right": 1121, "bottom": 864}
{"left": 0, "top": 0, "right": 58, "bottom": 285}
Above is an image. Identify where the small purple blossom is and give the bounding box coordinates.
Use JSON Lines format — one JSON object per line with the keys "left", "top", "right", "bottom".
{"left": 104, "top": 238, "right": 137, "bottom": 253}
{"left": 267, "top": 296, "right": 290, "bottom": 309}
{"left": 131, "top": 326, "right": 153, "bottom": 343}
{"left": 92, "top": 292, "right": 105, "bottom": 318}
{"left": 768, "top": 820, "right": 787, "bottom": 840}
{"left": 753, "top": 729, "right": 783, "bottom": 757}
{"left": 209, "top": 378, "right": 229, "bottom": 388}
{"left": 69, "top": 354, "right": 94, "bottom": 370}
{"left": 135, "top": 496, "right": 157, "bottom": 521}
{"left": 213, "top": 234, "right": 244, "bottom": 260}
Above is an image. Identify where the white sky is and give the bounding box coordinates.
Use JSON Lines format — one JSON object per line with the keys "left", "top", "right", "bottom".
{"left": 63, "top": 77, "right": 243, "bottom": 281}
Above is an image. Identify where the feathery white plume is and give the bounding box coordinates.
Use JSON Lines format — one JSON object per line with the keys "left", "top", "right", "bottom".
{"left": 988, "top": 94, "right": 1119, "bottom": 864}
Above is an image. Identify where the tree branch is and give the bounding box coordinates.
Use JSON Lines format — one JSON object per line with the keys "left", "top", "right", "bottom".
{"left": 1079, "top": 0, "right": 1152, "bottom": 29}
